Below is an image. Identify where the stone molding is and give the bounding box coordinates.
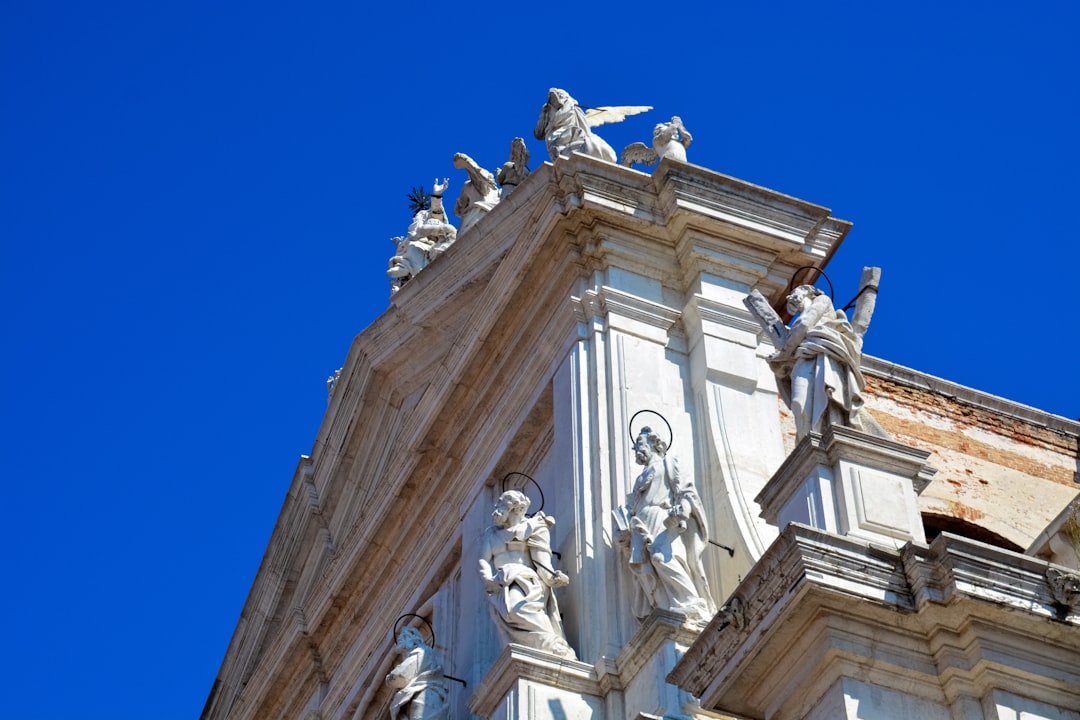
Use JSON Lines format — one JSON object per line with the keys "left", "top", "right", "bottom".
{"left": 466, "top": 644, "right": 601, "bottom": 718}
{"left": 754, "top": 425, "right": 935, "bottom": 546}
{"left": 614, "top": 609, "right": 706, "bottom": 686}
{"left": 863, "top": 354, "right": 1080, "bottom": 432}
{"left": 669, "top": 524, "right": 1080, "bottom": 718}
{"left": 755, "top": 425, "right": 935, "bottom": 517}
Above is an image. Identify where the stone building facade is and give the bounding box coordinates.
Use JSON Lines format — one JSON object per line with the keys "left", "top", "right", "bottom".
{"left": 203, "top": 146, "right": 1079, "bottom": 719}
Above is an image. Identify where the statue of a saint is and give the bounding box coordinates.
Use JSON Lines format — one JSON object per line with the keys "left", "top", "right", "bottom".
{"left": 614, "top": 427, "right": 715, "bottom": 623}
{"left": 478, "top": 490, "right": 576, "bottom": 659}
{"left": 495, "top": 137, "right": 530, "bottom": 199}
{"left": 385, "top": 627, "right": 450, "bottom": 720}
{"left": 452, "top": 153, "right": 500, "bottom": 236}
{"left": 744, "top": 267, "right": 883, "bottom": 440}
{"left": 388, "top": 179, "right": 457, "bottom": 293}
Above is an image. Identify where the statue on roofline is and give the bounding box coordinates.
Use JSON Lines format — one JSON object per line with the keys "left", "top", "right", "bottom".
{"left": 452, "top": 153, "right": 500, "bottom": 237}
{"left": 387, "top": 179, "right": 457, "bottom": 294}
{"left": 534, "top": 87, "right": 651, "bottom": 163}
{"left": 495, "top": 137, "right": 530, "bottom": 199}
{"left": 620, "top": 116, "right": 693, "bottom": 169}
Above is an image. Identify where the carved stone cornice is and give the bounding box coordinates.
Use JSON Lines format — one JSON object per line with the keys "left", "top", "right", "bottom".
{"left": 1046, "top": 566, "right": 1080, "bottom": 610}
{"left": 571, "top": 286, "right": 682, "bottom": 337}
{"left": 755, "top": 425, "right": 937, "bottom": 524}
{"left": 614, "top": 608, "right": 707, "bottom": 686}
{"left": 669, "top": 524, "right": 1080, "bottom": 718}
{"left": 466, "top": 644, "right": 601, "bottom": 718}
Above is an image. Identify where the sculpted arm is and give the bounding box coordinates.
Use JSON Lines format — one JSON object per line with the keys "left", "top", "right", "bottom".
{"left": 386, "top": 651, "right": 418, "bottom": 688}
{"left": 850, "top": 266, "right": 881, "bottom": 339}
{"left": 478, "top": 534, "right": 502, "bottom": 594}
{"left": 528, "top": 521, "right": 569, "bottom": 588}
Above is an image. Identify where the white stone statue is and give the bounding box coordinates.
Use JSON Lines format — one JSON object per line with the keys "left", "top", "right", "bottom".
{"left": 385, "top": 627, "right": 450, "bottom": 720}
{"left": 620, "top": 116, "right": 693, "bottom": 168}
{"left": 495, "top": 137, "right": 530, "bottom": 199}
{"left": 326, "top": 367, "right": 342, "bottom": 398}
{"left": 478, "top": 490, "right": 576, "bottom": 659}
{"left": 387, "top": 179, "right": 457, "bottom": 293}
{"left": 614, "top": 427, "right": 716, "bottom": 623}
{"left": 745, "top": 267, "right": 883, "bottom": 440}
{"left": 533, "top": 87, "right": 651, "bottom": 163}
{"left": 452, "top": 153, "right": 500, "bottom": 236}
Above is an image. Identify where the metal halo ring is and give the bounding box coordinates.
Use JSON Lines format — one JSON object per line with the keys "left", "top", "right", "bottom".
{"left": 628, "top": 410, "right": 674, "bottom": 450}
{"left": 500, "top": 472, "right": 545, "bottom": 516}
{"left": 392, "top": 613, "right": 435, "bottom": 648}
{"left": 788, "top": 266, "right": 835, "bottom": 302}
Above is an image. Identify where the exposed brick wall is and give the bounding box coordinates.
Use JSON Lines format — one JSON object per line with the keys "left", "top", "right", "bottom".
{"left": 860, "top": 376, "right": 1079, "bottom": 547}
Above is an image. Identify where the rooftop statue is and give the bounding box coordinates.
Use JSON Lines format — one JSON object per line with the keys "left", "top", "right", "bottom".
{"left": 534, "top": 87, "right": 651, "bottom": 163}
{"left": 387, "top": 179, "right": 457, "bottom": 294}
{"left": 478, "top": 490, "right": 576, "bottom": 659}
{"left": 385, "top": 626, "right": 450, "bottom": 720}
{"left": 620, "top": 116, "right": 693, "bottom": 168}
{"left": 614, "top": 426, "right": 716, "bottom": 623}
{"left": 495, "top": 137, "right": 530, "bottom": 199}
{"left": 452, "top": 153, "right": 500, "bottom": 237}
{"left": 744, "top": 267, "right": 884, "bottom": 440}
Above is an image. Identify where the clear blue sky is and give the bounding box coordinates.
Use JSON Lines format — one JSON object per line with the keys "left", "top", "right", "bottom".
{"left": 1, "top": 2, "right": 1077, "bottom": 718}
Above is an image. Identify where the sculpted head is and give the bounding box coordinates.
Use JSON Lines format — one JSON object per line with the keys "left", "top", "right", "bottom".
{"left": 786, "top": 284, "right": 824, "bottom": 316}
{"left": 397, "top": 626, "right": 424, "bottom": 651}
{"left": 493, "top": 490, "right": 530, "bottom": 527}
{"left": 654, "top": 121, "right": 677, "bottom": 143}
{"left": 634, "top": 426, "right": 668, "bottom": 466}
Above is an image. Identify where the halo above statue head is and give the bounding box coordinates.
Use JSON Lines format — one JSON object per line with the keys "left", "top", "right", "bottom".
{"left": 788, "top": 266, "right": 834, "bottom": 302}
{"left": 499, "top": 472, "right": 545, "bottom": 516}
{"left": 628, "top": 410, "right": 674, "bottom": 450}
{"left": 392, "top": 614, "right": 435, "bottom": 648}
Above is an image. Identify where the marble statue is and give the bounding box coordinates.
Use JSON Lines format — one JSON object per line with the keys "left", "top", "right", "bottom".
{"left": 387, "top": 179, "right": 457, "bottom": 293}
{"left": 744, "top": 267, "right": 883, "bottom": 440}
{"left": 452, "top": 153, "right": 500, "bottom": 236}
{"left": 620, "top": 116, "right": 693, "bottom": 168}
{"left": 533, "top": 87, "right": 651, "bottom": 163}
{"left": 495, "top": 137, "right": 530, "bottom": 199}
{"left": 478, "top": 490, "right": 576, "bottom": 659}
{"left": 385, "top": 626, "right": 450, "bottom": 720}
{"left": 326, "top": 367, "right": 342, "bottom": 398}
{"left": 614, "top": 427, "right": 715, "bottom": 622}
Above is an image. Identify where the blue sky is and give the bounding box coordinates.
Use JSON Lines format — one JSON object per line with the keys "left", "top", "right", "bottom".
{"left": 1, "top": 2, "right": 1077, "bottom": 718}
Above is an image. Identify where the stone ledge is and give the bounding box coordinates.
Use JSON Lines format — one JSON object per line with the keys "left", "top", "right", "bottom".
{"left": 669, "top": 524, "right": 1080, "bottom": 719}
{"left": 466, "top": 644, "right": 600, "bottom": 717}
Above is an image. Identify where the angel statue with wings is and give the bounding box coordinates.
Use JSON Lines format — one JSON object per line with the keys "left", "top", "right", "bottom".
{"left": 533, "top": 88, "right": 651, "bottom": 163}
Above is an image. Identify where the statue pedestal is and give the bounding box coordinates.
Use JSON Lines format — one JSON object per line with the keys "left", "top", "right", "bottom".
{"left": 467, "top": 644, "right": 603, "bottom": 719}
{"left": 755, "top": 425, "right": 935, "bottom": 546}
{"left": 612, "top": 610, "right": 705, "bottom": 720}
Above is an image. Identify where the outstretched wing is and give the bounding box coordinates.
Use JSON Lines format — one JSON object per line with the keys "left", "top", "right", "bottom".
{"left": 620, "top": 142, "right": 659, "bottom": 168}
{"left": 584, "top": 105, "right": 653, "bottom": 127}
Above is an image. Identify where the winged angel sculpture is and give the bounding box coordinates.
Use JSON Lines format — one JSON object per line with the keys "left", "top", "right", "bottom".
{"left": 620, "top": 116, "right": 693, "bottom": 168}
{"left": 534, "top": 88, "right": 651, "bottom": 163}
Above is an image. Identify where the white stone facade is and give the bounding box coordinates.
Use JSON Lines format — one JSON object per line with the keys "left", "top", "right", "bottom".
{"left": 203, "top": 151, "right": 1079, "bottom": 720}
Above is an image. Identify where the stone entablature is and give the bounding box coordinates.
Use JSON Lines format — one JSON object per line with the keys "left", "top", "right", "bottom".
{"left": 669, "top": 523, "right": 1080, "bottom": 719}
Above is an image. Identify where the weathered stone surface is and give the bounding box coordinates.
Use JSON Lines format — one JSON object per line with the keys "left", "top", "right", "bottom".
{"left": 205, "top": 142, "right": 1079, "bottom": 720}
{"left": 670, "top": 524, "right": 1080, "bottom": 719}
